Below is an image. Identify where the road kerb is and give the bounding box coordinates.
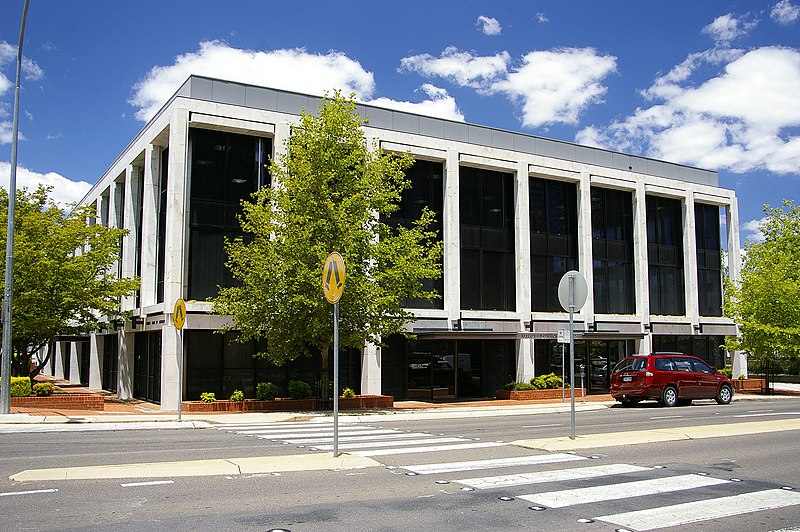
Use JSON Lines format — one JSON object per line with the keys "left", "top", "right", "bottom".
{"left": 512, "top": 418, "right": 800, "bottom": 451}
{"left": 10, "top": 453, "right": 380, "bottom": 482}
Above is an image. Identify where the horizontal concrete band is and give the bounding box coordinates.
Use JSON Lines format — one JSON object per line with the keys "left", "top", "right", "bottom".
{"left": 513, "top": 418, "right": 800, "bottom": 451}
{"left": 10, "top": 453, "right": 380, "bottom": 482}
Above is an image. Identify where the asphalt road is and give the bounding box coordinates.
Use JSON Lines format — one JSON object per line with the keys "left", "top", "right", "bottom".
{"left": 2, "top": 397, "right": 800, "bottom": 531}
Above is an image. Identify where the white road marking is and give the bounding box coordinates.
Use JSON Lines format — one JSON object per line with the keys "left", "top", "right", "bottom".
{"left": 520, "top": 424, "right": 562, "bottom": 428}
{"left": 0, "top": 488, "right": 58, "bottom": 497}
{"left": 649, "top": 415, "right": 683, "bottom": 420}
{"left": 596, "top": 488, "right": 800, "bottom": 530}
{"left": 734, "top": 412, "right": 800, "bottom": 418}
{"left": 312, "top": 437, "right": 465, "bottom": 451}
{"left": 351, "top": 441, "right": 507, "bottom": 457}
{"left": 120, "top": 480, "right": 175, "bottom": 488}
{"left": 285, "top": 432, "right": 433, "bottom": 444}
{"left": 255, "top": 429, "right": 400, "bottom": 439}
{"left": 521, "top": 473, "right": 728, "bottom": 508}
{"left": 403, "top": 453, "right": 588, "bottom": 475}
{"left": 457, "top": 463, "right": 650, "bottom": 490}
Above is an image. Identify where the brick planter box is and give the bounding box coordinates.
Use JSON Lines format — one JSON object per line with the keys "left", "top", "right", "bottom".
{"left": 495, "top": 388, "right": 584, "bottom": 401}
{"left": 242, "top": 398, "right": 318, "bottom": 412}
{"left": 181, "top": 400, "right": 245, "bottom": 412}
{"left": 11, "top": 393, "right": 105, "bottom": 411}
{"left": 732, "top": 378, "right": 765, "bottom": 392}
{"left": 337, "top": 395, "right": 394, "bottom": 410}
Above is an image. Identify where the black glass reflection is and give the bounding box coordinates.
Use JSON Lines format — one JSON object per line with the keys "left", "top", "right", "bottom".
{"left": 591, "top": 187, "right": 634, "bottom": 314}
{"left": 646, "top": 195, "right": 685, "bottom": 315}
{"left": 695, "top": 203, "right": 722, "bottom": 316}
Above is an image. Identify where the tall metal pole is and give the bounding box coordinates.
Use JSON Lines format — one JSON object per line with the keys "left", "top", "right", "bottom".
{"left": 1, "top": 0, "right": 30, "bottom": 415}
{"left": 569, "top": 275, "right": 576, "bottom": 440}
{"left": 333, "top": 301, "right": 339, "bottom": 457}
{"left": 177, "top": 328, "right": 183, "bottom": 422}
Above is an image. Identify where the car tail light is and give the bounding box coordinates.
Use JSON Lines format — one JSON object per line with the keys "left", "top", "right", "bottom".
{"left": 645, "top": 371, "right": 654, "bottom": 385}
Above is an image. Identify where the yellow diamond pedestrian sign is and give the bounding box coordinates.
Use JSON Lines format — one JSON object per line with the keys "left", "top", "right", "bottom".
{"left": 173, "top": 298, "right": 186, "bottom": 330}
{"left": 322, "top": 252, "right": 345, "bottom": 304}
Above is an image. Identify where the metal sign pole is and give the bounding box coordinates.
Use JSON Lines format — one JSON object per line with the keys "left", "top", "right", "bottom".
{"left": 561, "top": 341, "right": 566, "bottom": 403}
{"left": 178, "top": 328, "right": 183, "bottom": 422}
{"left": 569, "top": 275, "right": 576, "bottom": 440}
{"left": 333, "top": 301, "right": 339, "bottom": 457}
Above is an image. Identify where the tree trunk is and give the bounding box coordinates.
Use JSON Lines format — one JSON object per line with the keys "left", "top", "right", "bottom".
{"left": 28, "top": 343, "right": 54, "bottom": 381}
{"left": 320, "top": 344, "right": 330, "bottom": 402}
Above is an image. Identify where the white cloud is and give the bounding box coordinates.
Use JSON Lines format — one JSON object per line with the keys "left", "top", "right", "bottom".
{"left": 0, "top": 121, "right": 13, "bottom": 144}
{"left": 536, "top": 12, "right": 549, "bottom": 23}
{"left": 771, "top": 0, "right": 800, "bottom": 24}
{"left": 741, "top": 217, "right": 766, "bottom": 243}
{"left": 476, "top": 16, "right": 502, "bottom": 36}
{"left": 367, "top": 84, "right": 464, "bottom": 121}
{"left": 491, "top": 48, "right": 617, "bottom": 128}
{"left": 577, "top": 46, "right": 800, "bottom": 175}
{"left": 0, "top": 162, "right": 92, "bottom": 207}
{"left": 0, "top": 40, "right": 44, "bottom": 89}
{"left": 702, "top": 13, "right": 758, "bottom": 45}
{"left": 130, "top": 41, "right": 377, "bottom": 121}
{"left": 400, "top": 46, "right": 616, "bottom": 128}
{"left": 399, "top": 47, "right": 510, "bottom": 89}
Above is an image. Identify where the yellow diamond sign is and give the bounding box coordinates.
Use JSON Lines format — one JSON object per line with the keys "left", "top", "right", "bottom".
{"left": 322, "top": 252, "right": 346, "bottom": 304}
{"left": 173, "top": 298, "right": 186, "bottom": 330}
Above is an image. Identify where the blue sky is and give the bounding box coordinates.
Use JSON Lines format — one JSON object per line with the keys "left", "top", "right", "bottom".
{"left": 1, "top": 0, "right": 799, "bottom": 243}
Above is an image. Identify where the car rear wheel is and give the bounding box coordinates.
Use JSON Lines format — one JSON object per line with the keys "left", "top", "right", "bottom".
{"left": 661, "top": 386, "right": 679, "bottom": 407}
{"left": 716, "top": 384, "right": 733, "bottom": 405}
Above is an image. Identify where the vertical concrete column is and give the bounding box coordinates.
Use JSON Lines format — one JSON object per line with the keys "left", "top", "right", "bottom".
{"left": 139, "top": 144, "right": 160, "bottom": 308}
{"left": 577, "top": 171, "right": 594, "bottom": 325}
{"left": 633, "top": 181, "right": 650, "bottom": 327}
{"left": 361, "top": 341, "right": 382, "bottom": 395}
{"left": 117, "top": 331, "right": 135, "bottom": 400}
{"left": 121, "top": 164, "right": 141, "bottom": 312}
{"left": 683, "top": 190, "right": 700, "bottom": 328}
{"left": 271, "top": 122, "right": 292, "bottom": 189}
{"left": 517, "top": 337, "right": 535, "bottom": 382}
{"left": 160, "top": 106, "right": 190, "bottom": 412}
{"left": 444, "top": 150, "right": 461, "bottom": 326}
{"left": 69, "top": 341, "right": 80, "bottom": 384}
{"left": 89, "top": 332, "right": 103, "bottom": 390}
{"left": 53, "top": 341, "right": 65, "bottom": 380}
{"left": 726, "top": 199, "right": 747, "bottom": 377}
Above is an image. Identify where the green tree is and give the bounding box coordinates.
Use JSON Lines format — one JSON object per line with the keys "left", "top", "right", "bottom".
{"left": 724, "top": 200, "right": 800, "bottom": 374}
{"left": 0, "top": 185, "right": 139, "bottom": 377}
{"left": 213, "top": 92, "right": 442, "bottom": 398}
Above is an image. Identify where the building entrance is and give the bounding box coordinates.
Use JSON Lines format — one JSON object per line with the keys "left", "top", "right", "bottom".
{"left": 538, "top": 338, "right": 634, "bottom": 393}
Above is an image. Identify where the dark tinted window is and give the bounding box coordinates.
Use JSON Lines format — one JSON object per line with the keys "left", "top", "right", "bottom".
{"left": 655, "top": 358, "right": 675, "bottom": 371}
{"left": 673, "top": 357, "right": 694, "bottom": 372}
{"left": 692, "top": 359, "right": 713, "bottom": 373}
{"left": 613, "top": 357, "right": 647, "bottom": 372}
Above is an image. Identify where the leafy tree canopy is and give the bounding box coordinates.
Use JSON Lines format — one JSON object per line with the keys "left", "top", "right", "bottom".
{"left": 213, "top": 92, "right": 443, "bottom": 367}
{"left": 0, "top": 185, "right": 139, "bottom": 376}
{"left": 724, "top": 199, "right": 800, "bottom": 366}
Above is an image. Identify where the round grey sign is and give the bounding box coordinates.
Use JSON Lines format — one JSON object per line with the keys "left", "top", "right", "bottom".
{"left": 557, "top": 270, "right": 588, "bottom": 312}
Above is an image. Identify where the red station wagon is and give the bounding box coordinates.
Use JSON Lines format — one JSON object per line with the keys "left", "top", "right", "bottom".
{"left": 610, "top": 352, "right": 733, "bottom": 407}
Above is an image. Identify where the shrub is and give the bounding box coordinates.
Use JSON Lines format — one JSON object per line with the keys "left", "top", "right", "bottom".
{"left": 738, "top": 374, "right": 747, "bottom": 380}
{"left": 341, "top": 387, "right": 356, "bottom": 399}
{"left": 719, "top": 366, "right": 733, "bottom": 378}
{"left": 32, "top": 382, "right": 55, "bottom": 397}
{"left": 288, "top": 380, "right": 312, "bottom": 400}
{"left": 229, "top": 390, "right": 244, "bottom": 402}
{"left": 10, "top": 377, "right": 32, "bottom": 397}
{"left": 530, "top": 373, "right": 564, "bottom": 390}
{"left": 200, "top": 392, "right": 216, "bottom": 403}
{"left": 256, "top": 382, "right": 279, "bottom": 401}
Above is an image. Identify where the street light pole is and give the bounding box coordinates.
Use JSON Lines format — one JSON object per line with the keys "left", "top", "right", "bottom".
{"left": 1, "top": 0, "right": 31, "bottom": 415}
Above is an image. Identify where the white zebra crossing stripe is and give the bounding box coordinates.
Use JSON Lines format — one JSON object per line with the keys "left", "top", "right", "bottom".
{"left": 457, "top": 463, "right": 650, "bottom": 490}
{"left": 311, "top": 437, "right": 467, "bottom": 451}
{"left": 520, "top": 473, "right": 728, "bottom": 508}
{"left": 255, "top": 429, "right": 400, "bottom": 439}
{"left": 351, "top": 441, "right": 508, "bottom": 457}
{"left": 596, "top": 488, "right": 800, "bottom": 530}
{"left": 285, "top": 432, "right": 434, "bottom": 444}
{"left": 402, "top": 453, "right": 588, "bottom": 475}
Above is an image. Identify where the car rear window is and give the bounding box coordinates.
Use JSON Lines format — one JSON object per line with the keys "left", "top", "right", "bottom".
{"left": 613, "top": 357, "right": 647, "bottom": 372}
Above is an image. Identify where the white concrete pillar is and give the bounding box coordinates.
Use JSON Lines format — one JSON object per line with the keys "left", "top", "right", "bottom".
{"left": 638, "top": 335, "right": 653, "bottom": 355}
{"left": 684, "top": 191, "right": 700, "bottom": 325}
{"left": 726, "top": 199, "right": 746, "bottom": 377}
{"left": 163, "top": 106, "right": 190, "bottom": 307}
{"left": 444, "top": 150, "right": 461, "bottom": 326}
{"left": 54, "top": 341, "right": 65, "bottom": 380}
{"left": 515, "top": 162, "right": 532, "bottom": 321}
{"left": 633, "top": 181, "right": 650, "bottom": 324}
{"left": 517, "top": 337, "right": 535, "bottom": 382}
{"left": 121, "top": 164, "right": 141, "bottom": 312}
{"left": 577, "top": 171, "right": 594, "bottom": 324}
{"left": 160, "top": 327, "right": 182, "bottom": 411}
{"left": 89, "top": 333, "right": 103, "bottom": 390}
{"left": 361, "top": 341, "right": 382, "bottom": 395}
{"left": 69, "top": 341, "right": 80, "bottom": 384}
{"left": 139, "top": 144, "right": 160, "bottom": 308}
{"left": 118, "top": 331, "right": 135, "bottom": 400}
